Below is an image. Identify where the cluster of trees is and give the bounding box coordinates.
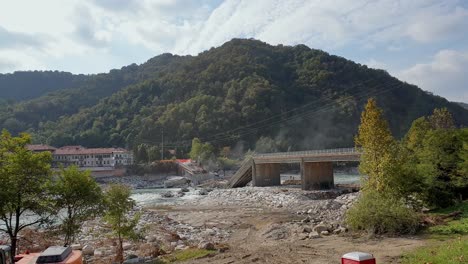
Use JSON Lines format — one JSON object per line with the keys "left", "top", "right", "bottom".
{"left": 346, "top": 99, "right": 467, "bottom": 234}
{"left": 188, "top": 138, "right": 238, "bottom": 173}
{"left": 0, "top": 131, "right": 138, "bottom": 263}
{"left": 1, "top": 39, "right": 467, "bottom": 152}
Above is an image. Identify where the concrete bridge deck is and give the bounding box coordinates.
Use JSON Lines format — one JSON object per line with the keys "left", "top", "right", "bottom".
{"left": 229, "top": 148, "right": 361, "bottom": 190}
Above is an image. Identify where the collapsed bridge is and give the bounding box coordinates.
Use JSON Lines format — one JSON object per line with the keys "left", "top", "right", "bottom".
{"left": 228, "top": 148, "right": 361, "bottom": 190}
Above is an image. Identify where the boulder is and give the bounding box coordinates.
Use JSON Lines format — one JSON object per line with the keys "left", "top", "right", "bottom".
{"left": 198, "top": 241, "right": 215, "bottom": 250}
{"left": 123, "top": 257, "right": 140, "bottom": 264}
{"left": 180, "top": 187, "right": 190, "bottom": 192}
{"left": 198, "top": 189, "right": 209, "bottom": 195}
{"left": 123, "top": 242, "right": 133, "bottom": 250}
{"left": 175, "top": 245, "right": 188, "bottom": 250}
{"left": 302, "top": 227, "right": 312, "bottom": 233}
{"left": 298, "top": 233, "right": 309, "bottom": 240}
{"left": 162, "top": 191, "right": 174, "bottom": 198}
{"left": 93, "top": 249, "right": 104, "bottom": 257}
{"left": 82, "top": 245, "right": 94, "bottom": 256}
{"left": 320, "top": 230, "right": 330, "bottom": 236}
{"left": 308, "top": 231, "right": 320, "bottom": 239}
{"left": 71, "top": 244, "right": 82, "bottom": 250}
{"left": 313, "top": 224, "right": 329, "bottom": 233}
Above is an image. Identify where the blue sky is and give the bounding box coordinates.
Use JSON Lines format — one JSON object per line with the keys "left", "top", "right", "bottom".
{"left": 0, "top": 0, "right": 467, "bottom": 102}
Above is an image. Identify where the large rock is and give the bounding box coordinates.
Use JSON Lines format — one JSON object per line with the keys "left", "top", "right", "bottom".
{"left": 162, "top": 191, "right": 174, "bottom": 198}
{"left": 82, "top": 245, "right": 94, "bottom": 256}
{"left": 198, "top": 189, "right": 209, "bottom": 195}
{"left": 313, "top": 224, "right": 329, "bottom": 233}
{"left": 164, "top": 177, "right": 190, "bottom": 188}
{"left": 123, "top": 242, "right": 133, "bottom": 250}
{"left": 71, "top": 244, "right": 82, "bottom": 250}
{"left": 198, "top": 241, "right": 215, "bottom": 250}
{"left": 93, "top": 249, "right": 104, "bottom": 257}
{"left": 308, "top": 231, "right": 320, "bottom": 239}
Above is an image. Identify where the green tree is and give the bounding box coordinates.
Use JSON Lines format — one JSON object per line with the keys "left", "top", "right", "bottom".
{"left": 0, "top": 130, "right": 52, "bottom": 256}
{"left": 404, "top": 116, "right": 431, "bottom": 152}
{"left": 417, "top": 129, "right": 466, "bottom": 207}
{"left": 429, "top": 108, "right": 455, "bottom": 129}
{"left": 355, "top": 98, "right": 398, "bottom": 193}
{"left": 403, "top": 109, "right": 466, "bottom": 207}
{"left": 189, "top": 138, "right": 202, "bottom": 160}
{"left": 189, "top": 138, "right": 214, "bottom": 164}
{"left": 104, "top": 184, "right": 139, "bottom": 264}
{"left": 136, "top": 144, "right": 149, "bottom": 163}
{"left": 52, "top": 166, "right": 103, "bottom": 245}
{"left": 460, "top": 128, "right": 468, "bottom": 177}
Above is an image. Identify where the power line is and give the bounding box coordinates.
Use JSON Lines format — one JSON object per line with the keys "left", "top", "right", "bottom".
{"left": 135, "top": 79, "right": 402, "bottom": 148}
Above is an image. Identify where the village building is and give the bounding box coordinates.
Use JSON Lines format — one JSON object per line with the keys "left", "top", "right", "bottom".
{"left": 26, "top": 144, "right": 133, "bottom": 177}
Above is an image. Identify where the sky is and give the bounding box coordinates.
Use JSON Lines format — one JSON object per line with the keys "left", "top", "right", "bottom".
{"left": 0, "top": 0, "right": 467, "bottom": 103}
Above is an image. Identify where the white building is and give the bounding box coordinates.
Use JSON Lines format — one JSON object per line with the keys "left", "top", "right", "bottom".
{"left": 27, "top": 145, "right": 133, "bottom": 168}
{"left": 53, "top": 146, "right": 133, "bottom": 168}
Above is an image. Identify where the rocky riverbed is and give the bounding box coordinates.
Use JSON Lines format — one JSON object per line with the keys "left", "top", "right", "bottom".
{"left": 2, "top": 186, "right": 361, "bottom": 264}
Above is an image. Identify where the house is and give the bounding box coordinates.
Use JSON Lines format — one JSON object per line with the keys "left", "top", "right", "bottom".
{"left": 26, "top": 144, "right": 134, "bottom": 177}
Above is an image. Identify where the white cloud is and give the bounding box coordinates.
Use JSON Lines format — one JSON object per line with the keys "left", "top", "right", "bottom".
{"left": 405, "top": 5, "right": 468, "bottom": 43}
{"left": 365, "top": 59, "right": 388, "bottom": 70}
{"left": 0, "top": 0, "right": 467, "bottom": 103}
{"left": 397, "top": 50, "right": 468, "bottom": 102}
{"left": 0, "top": 50, "right": 46, "bottom": 72}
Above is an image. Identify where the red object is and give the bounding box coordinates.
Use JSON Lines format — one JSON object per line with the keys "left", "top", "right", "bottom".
{"left": 342, "top": 252, "right": 376, "bottom": 264}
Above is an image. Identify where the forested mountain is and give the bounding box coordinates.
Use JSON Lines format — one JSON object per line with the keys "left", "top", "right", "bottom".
{"left": 1, "top": 39, "right": 467, "bottom": 153}
{"left": 0, "top": 71, "right": 89, "bottom": 101}
{"left": 457, "top": 102, "right": 468, "bottom": 110}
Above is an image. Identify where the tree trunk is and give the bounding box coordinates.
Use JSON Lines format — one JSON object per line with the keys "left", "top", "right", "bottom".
{"left": 115, "top": 234, "right": 124, "bottom": 264}
{"left": 11, "top": 236, "right": 17, "bottom": 257}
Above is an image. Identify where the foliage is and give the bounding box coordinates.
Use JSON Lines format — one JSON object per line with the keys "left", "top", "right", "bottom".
{"left": 104, "top": 184, "right": 140, "bottom": 264}
{"left": 429, "top": 107, "right": 456, "bottom": 129}
{"left": 0, "top": 71, "right": 88, "bottom": 102}
{"left": 355, "top": 98, "right": 416, "bottom": 195}
{"left": 401, "top": 237, "right": 467, "bottom": 264}
{"left": 459, "top": 129, "right": 468, "bottom": 179}
{"left": 417, "top": 129, "right": 466, "bottom": 207}
{"left": 403, "top": 109, "right": 467, "bottom": 208}
{"left": 0, "top": 130, "right": 53, "bottom": 256}
{"left": 51, "top": 165, "right": 103, "bottom": 245}
{"left": 0, "top": 39, "right": 467, "bottom": 151}
{"left": 345, "top": 191, "right": 420, "bottom": 235}
{"left": 189, "top": 138, "right": 214, "bottom": 163}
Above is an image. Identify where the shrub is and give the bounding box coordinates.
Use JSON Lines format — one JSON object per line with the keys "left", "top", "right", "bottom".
{"left": 346, "top": 191, "right": 420, "bottom": 235}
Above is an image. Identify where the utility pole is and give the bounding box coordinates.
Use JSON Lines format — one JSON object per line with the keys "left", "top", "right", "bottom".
{"left": 161, "top": 128, "right": 164, "bottom": 160}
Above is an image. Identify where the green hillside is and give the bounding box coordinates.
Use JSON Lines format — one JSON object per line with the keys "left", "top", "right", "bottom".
{"left": 0, "top": 71, "right": 89, "bottom": 101}
{"left": 1, "top": 39, "right": 467, "bottom": 153}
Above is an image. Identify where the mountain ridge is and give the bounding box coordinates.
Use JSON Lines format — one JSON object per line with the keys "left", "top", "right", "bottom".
{"left": 1, "top": 39, "right": 466, "bottom": 152}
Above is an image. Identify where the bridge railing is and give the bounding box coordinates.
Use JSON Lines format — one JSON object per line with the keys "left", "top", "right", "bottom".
{"left": 254, "top": 147, "right": 360, "bottom": 159}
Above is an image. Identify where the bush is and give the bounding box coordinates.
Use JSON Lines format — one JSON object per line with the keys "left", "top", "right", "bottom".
{"left": 346, "top": 191, "right": 420, "bottom": 235}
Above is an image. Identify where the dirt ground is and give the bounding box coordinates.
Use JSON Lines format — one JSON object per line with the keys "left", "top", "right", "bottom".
{"left": 155, "top": 204, "right": 426, "bottom": 264}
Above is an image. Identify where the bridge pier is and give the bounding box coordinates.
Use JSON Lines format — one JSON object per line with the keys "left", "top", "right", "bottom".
{"left": 301, "top": 161, "right": 334, "bottom": 190}
{"left": 253, "top": 163, "right": 281, "bottom": 187}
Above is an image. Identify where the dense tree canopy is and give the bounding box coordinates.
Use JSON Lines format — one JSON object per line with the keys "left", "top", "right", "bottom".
{"left": 0, "top": 131, "right": 53, "bottom": 256}
{"left": 0, "top": 39, "right": 467, "bottom": 154}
